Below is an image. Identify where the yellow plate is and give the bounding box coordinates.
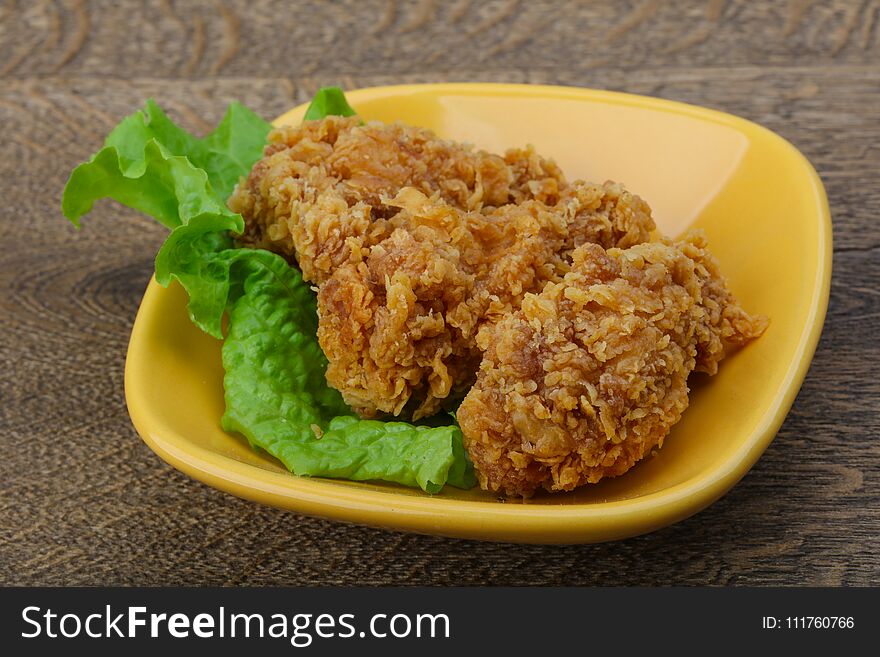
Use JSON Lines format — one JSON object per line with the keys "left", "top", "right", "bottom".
{"left": 125, "top": 83, "right": 831, "bottom": 544}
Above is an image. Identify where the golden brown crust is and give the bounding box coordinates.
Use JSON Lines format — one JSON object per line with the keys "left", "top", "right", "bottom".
{"left": 227, "top": 115, "right": 566, "bottom": 285}
{"left": 316, "top": 188, "right": 567, "bottom": 419}
{"left": 457, "top": 232, "right": 768, "bottom": 497}
{"left": 231, "top": 116, "right": 656, "bottom": 420}
{"left": 316, "top": 182, "right": 656, "bottom": 420}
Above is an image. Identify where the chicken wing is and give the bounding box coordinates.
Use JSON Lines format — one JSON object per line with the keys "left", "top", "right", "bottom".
{"left": 456, "top": 232, "right": 768, "bottom": 496}
{"left": 228, "top": 115, "right": 566, "bottom": 285}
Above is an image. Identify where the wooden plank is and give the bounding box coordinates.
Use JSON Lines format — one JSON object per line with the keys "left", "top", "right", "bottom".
{"left": 0, "top": 1, "right": 878, "bottom": 79}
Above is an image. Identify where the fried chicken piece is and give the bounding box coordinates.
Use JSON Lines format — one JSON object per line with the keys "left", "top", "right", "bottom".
{"left": 456, "top": 232, "right": 768, "bottom": 496}
{"left": 316, "top": 182, "right": 656, "bottom": 420}
{"left": 228, "top": 115, "right": 566, "bottom": 284}
{"left": 316, "top": 188, "right": 566, "bottom": 419}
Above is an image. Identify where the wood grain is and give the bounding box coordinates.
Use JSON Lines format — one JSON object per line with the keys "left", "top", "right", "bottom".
{"left": 0, "top": 0, "right": 878, "bottom": 586}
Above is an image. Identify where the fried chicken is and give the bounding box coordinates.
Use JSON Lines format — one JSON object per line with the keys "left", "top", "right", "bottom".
{"left": 228, "top": 115, "right": 566, "bottom": 285}
{"left": 316, "top": 182, "right": 656, "bottom": 419}
{"left": 316, "top": 188, "right": 566, "bottom": 419}
{"left": 228, "top": 115, "right": 657, "bottom": 420}
{"left": 456, "top": 232, "right": 768, "bottom": 496}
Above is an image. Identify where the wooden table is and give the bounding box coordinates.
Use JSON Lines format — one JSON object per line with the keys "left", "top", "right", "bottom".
{"left": 2, "top": 0, "right": 877, "bottom": 585}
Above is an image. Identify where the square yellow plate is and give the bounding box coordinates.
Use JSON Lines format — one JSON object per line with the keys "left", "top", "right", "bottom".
{"left": 125, "top": 83, "right": 831, "bottom": 544}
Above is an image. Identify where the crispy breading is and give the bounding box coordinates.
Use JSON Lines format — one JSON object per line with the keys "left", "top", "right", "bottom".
{"left": 456, "top": 232, "right": 768, "bottom": 496}
{"left": 316, "top": 188, "right": 566, "bottom": 419}
{"left": 228, "top": 115, "right": 565, "bottom": 285}
{"left": 316, "top": 183, "right": 656, "bottom": 419}
{"left": 560, "top": 180, "right": 656, "bottom": 257}
{"left": 230, "top": 116, "right": 657, "bottom": 420}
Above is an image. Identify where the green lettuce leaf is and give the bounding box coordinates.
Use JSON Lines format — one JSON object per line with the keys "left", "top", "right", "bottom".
{"left": 60, "top": 90, "right": 475, "bottom": 493}
{"left": 303, "top": 86, "right": 358, "bottom": 121}
{"left": 63, "top": 144, "right": 245, "bottom": 336}
{"left": 62, "top": 100, "right": 270, "bottom": 227}
{"left": 60, "top": 102, "right": 260, "bottom": 336}
{"left": 103, "top": 99, "right": 271, "bottom": 200}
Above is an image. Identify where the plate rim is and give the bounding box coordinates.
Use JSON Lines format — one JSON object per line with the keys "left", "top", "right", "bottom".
{"left": 124, "top": 82, "right": 832, "bottom": 544}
